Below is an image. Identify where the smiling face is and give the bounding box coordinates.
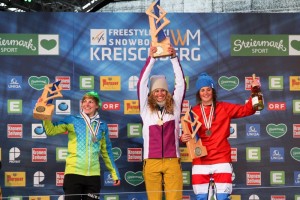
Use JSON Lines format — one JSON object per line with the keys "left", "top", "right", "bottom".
{"left": 199, "top": 86, "right": 213, "bottom": 105}
{"left": 152, "top": 88, "right": 167, "bottom": 102}
{"left": 81, "top": 97, "right": 99, "bottom": 117}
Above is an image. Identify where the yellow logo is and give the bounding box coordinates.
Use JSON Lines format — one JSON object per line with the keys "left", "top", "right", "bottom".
{"left": 5, "top": 172, "right": 26, "bottom": 187}
{"left": 29, "top": 196, "right": 50, "bottom": 200}
{"left": 180, "top": 147, "right": 192, "bottom": 163}
{"left": 290, "top": 76, "right": 300, "bottom": 91}
{"left": 100, "top": 76, "right": 121, "bottom": 91}
{"left": 124, "top": 100, "right": 139, "bottom": 114}
{"left": 230, "top": 195, "right": 241, "bottom": 200}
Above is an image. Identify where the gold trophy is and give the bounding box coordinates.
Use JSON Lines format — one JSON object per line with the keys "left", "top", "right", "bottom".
{"left": 33, "top": 81, "right": 63, "bottom": 121}
{"left": 146, "top": 0, "right": 171, "bottom": 58}
{"left": 181, "top": 108, "right": 207, "bottom": 159}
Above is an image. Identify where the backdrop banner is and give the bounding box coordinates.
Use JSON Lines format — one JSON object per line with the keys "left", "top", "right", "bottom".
{"left": 0, "top": 12, "right": 300, "bottom": 200}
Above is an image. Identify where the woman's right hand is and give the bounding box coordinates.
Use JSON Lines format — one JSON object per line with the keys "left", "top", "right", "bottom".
{"left": 150, "top": 46, "right": 157, "bottom": 58}
{"left": 181, "top": 132, "right": 192, "bottom": 143}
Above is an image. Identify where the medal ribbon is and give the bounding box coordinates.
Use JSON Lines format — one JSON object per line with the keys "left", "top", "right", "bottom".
{"left": 157, "top": 107, "right": 166, "bottom": 124}
{"left": 200, "top": 104, "right": 214, "bottom": 133}
{"left": 80, "top": 111, "right": 100, "bottom": 142}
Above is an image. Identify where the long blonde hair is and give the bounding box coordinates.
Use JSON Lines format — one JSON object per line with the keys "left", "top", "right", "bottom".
{"left": 148, "top": 91, "right": 174, "bottom": 114}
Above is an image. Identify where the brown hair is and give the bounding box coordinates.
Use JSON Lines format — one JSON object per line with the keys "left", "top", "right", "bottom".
{"left": 148, "top": 91, "right": 174, "bottom": 114}
{"left": 81, "top": 95, "right": 100, "bottom": 110}
{"left": 195, "top": 88, "right": 217, "bottom": 119}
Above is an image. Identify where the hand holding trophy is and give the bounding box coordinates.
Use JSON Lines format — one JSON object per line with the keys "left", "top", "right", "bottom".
{"left": 181, "top": 107, "right": 207, "bottom": 159}
{"left": 33, "top": 81, "right": 63, "bottom": 120}
{"left": 146, "top": 0, "right": 171, "bottom": 58}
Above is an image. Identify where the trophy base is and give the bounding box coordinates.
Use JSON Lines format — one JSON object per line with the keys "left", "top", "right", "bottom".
{"left": 187, "top": 139, "right": 207, "bottom": 159}
{"left": 33, "top": 104, "right": 54, "bottom": 121}
{"left": 152, "top": 37, "right": 172, "bottom": 58}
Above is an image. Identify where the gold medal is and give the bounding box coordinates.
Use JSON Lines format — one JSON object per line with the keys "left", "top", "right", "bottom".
{"left": 157, "top": 119, "right": 163, "bottom": 126}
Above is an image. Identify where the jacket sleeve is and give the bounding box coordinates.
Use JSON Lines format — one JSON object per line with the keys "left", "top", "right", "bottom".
{"left": 100, "top": 123, "right": 121, "bottom": 181}
{"left": 137, "top": 56, "right": 156, "bottom": 118}
{"left": 171, "top": 57, "right": 186, "bottom": 113}
{"left": 224, "top": 97, "right": 256, "bottom": 118}
{"left": 42, "top": 117, "right": 73, "bottom": 136}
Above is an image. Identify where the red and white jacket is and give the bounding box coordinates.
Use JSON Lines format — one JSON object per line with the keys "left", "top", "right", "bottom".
{"left": 192, "top": 99, "right": 256, "bottom": 165}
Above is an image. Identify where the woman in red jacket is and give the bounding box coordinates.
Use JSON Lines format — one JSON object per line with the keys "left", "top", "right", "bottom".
{"left": 181, "top": 72, "right": 259, "bottom": 200}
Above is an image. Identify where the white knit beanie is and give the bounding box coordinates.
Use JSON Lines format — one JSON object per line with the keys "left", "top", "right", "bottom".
{"left": 150, "top": 75, "right": 168, "bottom": 92}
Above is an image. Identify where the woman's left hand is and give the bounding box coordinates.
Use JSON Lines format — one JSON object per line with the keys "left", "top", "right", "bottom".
{"left": 113, "top": 180, "right": 121, "bottom": 186}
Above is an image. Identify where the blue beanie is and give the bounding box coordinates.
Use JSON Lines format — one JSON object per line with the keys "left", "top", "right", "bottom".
{"left": 196, "top": 72, "right": 215, "bottom": 90}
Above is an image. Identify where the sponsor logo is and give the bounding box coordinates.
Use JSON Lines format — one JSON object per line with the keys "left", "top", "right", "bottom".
{"left": 266, "top": 123, "right": 287, "bottom": 138}
{"left": 268, "top": 102, "right": 286, "bottom": 111}
{"left": 229, "top": 123, "right": 237, "bottom": 138}
{"left": 7, "top": 99, "right": 22, "bottom": 114}
{"left": 270, "top": 147, "right": 284, "bottom": 162}
{"left": 112, "top": 147, "right": 122, "bottom": 161}
{"left": 231, "top": 35, "right": 293, "bottom": 56}
{"left": 218, "top": 76, "right": 239, "bottom": 91}
{"left": 294, "top": 171, "right": 300, "bottom": 185}
{"left": 246, "top": 124, "right": 260, "bottom": 137}
{"left": 125, "top": 171, "right": 144, "bottom": 186}
{"left": 56, "top": 147, "right": 67, "bottom": 162}
{"left": 0, "top": 34, "right": 59, "bottom": 56}
{"left": 290, "top": 147, "right": 300, "bottom": 162}
{"left": 182, "top": 171, "right": 190, "bottom": 185}
{"left": 181, "top": 99, "right": 189, "bottom": 114}
{"left": 127, "top": 123, "right": 142, "bottom": 138}
{"left": 293, "top": 124, "right": 300, "bottom": 138}
{"left": 56, "top": 172, "right": 64, "bottom": 187}
{"left": 32, "top": 123, "right": 46, "bottom": 139}
{"left": 231, "top": 148, "right": 237, "bottom": 162}
{"left": 124, "top": 100, "right": 139, "bottom": 114}
{"left": 245, "top": 76, "right": 260, "bottom": 90}
{"left": 269, "top": 76, "right": 283, "bottom": 90}
{"left": 100, "top": 76, "right": 121, "bottom": 91}
{"left": 128, "top": 75, "right": 139, "bottom": 91}
{"left": 90, "top": 29, "right": 107, "bottom": 45}
{"left": 7, "top": 124, "right": 23, "bottom": 138}
{"left": 55, "top": 76, "right": 71, "bottom": 90}
{"left": 56, "top": 100, "right": 71, "bottom": 114}
{"left": 104, "top": 195, "right": 119, "bottom": 200}
{"left": 104, "top": 172, "right": 115, "bottom": 186}
{"left": 7, "top": 76, "right": 22, "bottom": 90}
{"left": 249, "top": 194, "right": 260, "bottom": 200}
{"left": 127, "top": 148, "right": 142, "bottom": 162}
{"left": 5, "top": 172, "right": 26, "bottom": 187}
{"left": 290, "top": 76, "right": 300, "bottom": 91}
{"left": 270, "top": 171, "right": 285, "bottom": 185}
{"left": 102, "top": 102, "right": 120, "bottom": 111}
{"left": 32, "top": 148, "right": 47, "bottom": 162}
{"left": 80, "top": 76, "right": 94, "bottom": 90}
{"left": 293, "top": 100, "right": 300, "bottom": 114}
{"left": 9, "top": 147, "right": 21, "bottom": 164}
{"left": 28, "top": 76, "right": 50, "bottom": 90}
{"left": 29, "top": 196, "right": 50, "bottom": 200}
{"left": 108, "top": 124, "right": 119, "bottom": 138}
{"left": 270, "top": 195, "right": 285, "bottom": 200}
{"left": 127, "top": 194, "right": 147, "bottom": 200}
{"left": 33, "top": 171, "right": 45, "bottom": 187}
{"left": 180, "top": 147, "right": 192, "bottom": 163}
{"left": 246, "top": 147, "right": 261, "bottom": 162}
{"left": 246, "top": 172, "right": 261, "bottom": 186}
